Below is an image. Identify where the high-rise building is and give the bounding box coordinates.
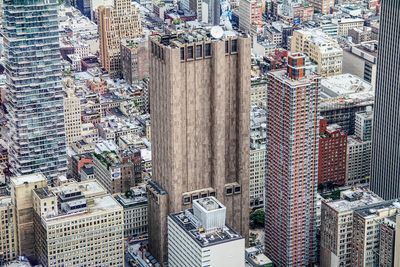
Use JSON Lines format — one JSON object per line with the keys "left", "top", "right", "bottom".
{"left": 120, "top": 37, "right": 149, "bottom": 85}
{"left": 290, "top": 29, "right": 343, "bottom": 77}
{"left": 265, "top": 53, "right": 319, "bottom": 266}
{"left": 370, "top": 0, "right": 400, "bottom": 200}
{"left": 98, "top": 0, "right": 142, "bottom": 78}
{"left": 3, "top": 0, "right": 67, "bottom": 181}
{"left": 168, "top": 197, "right": 245, "bottom": 267}
{"left": 63, "top": 89, "right": 82, "bottom": 145}
{"left": 239, "top": 0, "right": 262, "bottom": 34}
{"left": 147, "top": 28, "right": 250, "bottom": 265}
{"left": 318, "top": 119, "right": 347, "bottom": 187}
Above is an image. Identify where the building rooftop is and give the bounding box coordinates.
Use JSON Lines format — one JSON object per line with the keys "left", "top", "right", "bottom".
{"left": 0, "top": 196, "right": 12, "bottom": 208}
{"left": 114, "top": 187, "right": 148, "bottom": 207}
{"left": 325, "top": 188, "right": 383, "bottom": 212}
{"left": 11, "top": 173, "right": 47, "bottom": 186}
{"left": 245, "top": 247, "right": 273, "bottom": 267}
{"left": 355, "top": 200, "right": 400, "bottom": 219}
{"left": 320, "top": 73, "right": 374, "bottom": 108}
{"left": 170, "top": 209, "right": 243, "bottom": 248}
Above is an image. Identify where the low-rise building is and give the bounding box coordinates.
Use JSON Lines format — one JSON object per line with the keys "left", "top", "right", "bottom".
{"left": 114, "top": 186, "right": 148, "bottom": 237}
{"left": 168, "top": 197, "right": 245, "bottom": 267}
{"left": 335, "top": 18, "right": 364, "bottom": 36}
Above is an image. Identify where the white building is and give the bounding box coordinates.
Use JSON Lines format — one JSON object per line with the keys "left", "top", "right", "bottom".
{"left": 168, "top": 197, "right": 245, "bottom": 267}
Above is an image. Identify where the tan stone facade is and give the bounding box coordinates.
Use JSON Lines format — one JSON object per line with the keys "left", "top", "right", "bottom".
{"left": 148, "top": 30, "right": 251, "bottom": 265}
{"left": 98, "top": 0, "right": 142, "bottom": 78}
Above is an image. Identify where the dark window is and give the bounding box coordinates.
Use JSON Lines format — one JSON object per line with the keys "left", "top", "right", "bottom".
{"left": 205, "top": 43, "right": 211, "bottom": 56}
{"left": 187, "top": 46, "right": 194, "bottom": 59}
{"left": 183, "top": 196, "right": 191, "bottom": 204}
{"left": 226, "top": 187, "right": 233, "bottom": 195}
{"left": 209, "top": 191, "right": 216, "bottom": 197}
{"left": 180, "top": 47, "right": 185, "bottom": 60}
{"left": 225, "top": 41, "right": 229, "bottom": 53}
{"left": 234, "top": 186, "right": 241, "bottom": 193}
{"left": 231, "top": 39, "right": 238, "bottom": 52}
{"left": 192, "top": 194, "right": 199, "bottom": 200}
{"left": 196, "top": 45, "right": 203, "bottom": 58}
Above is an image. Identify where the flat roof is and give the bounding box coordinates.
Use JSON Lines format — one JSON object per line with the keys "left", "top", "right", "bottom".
{"left": 170, "top": 209, "right": 242, "bottom": 248}
{"left": 325, "top": 188, "right": 383, "bottom": 212}
{"left": 355, "top": 200, "right": 400, "bottom": 218}
{"left": 11, "top": 173, "right": 47, "bottom": 186}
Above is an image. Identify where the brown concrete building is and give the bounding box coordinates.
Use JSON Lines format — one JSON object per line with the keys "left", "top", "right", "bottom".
{"left": 147, "top": 27, "right": 251, "bottom": 265}
{"left": 120, "top": 37, "right": 149, "bottom": 85}
{"left": 309, "top": 0, "right": 334, "bottom": 14}
{"left": 98, "top": 0, "right": 143, "bottom": 78}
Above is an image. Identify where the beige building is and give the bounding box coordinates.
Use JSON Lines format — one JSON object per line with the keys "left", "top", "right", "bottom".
{"left": 33, "top": 180, "right": 124, "bottom": 267}
{"left": 320, "top": 188, "right": 383, "bottom": 267}
{"left": 120, "top": 37, "right": 149, "bottom": 85}
{"left": 309, "top": 0, "right": 334, "bottom": 14}
{"left": 335, "top": 18, "right": 364, "bottom": 36}
{"left": 98, "top": 0, "right": 143, "bottom": 78}
{"left": 63, "top": 90, "right": 82, "bottom": 145}
{"left": 250, "top": 79, "right": 267, "bottom": 108}
{"left": 290, "top": 29, "right": 343, "bottom": 77}
{"left": 148, "top": 28, "right": 250, "bottom": 265}
{"left": 0, "top": 196, "right": 18, "bottom": 263}
{"left": 395, "top": 214, "right": 400, "bottom": 267}
{"left": 11, "top": 173, "right": 48, "bottom": 261}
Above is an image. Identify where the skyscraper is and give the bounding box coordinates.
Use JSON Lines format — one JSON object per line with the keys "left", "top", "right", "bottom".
{"left": 3, "top": 0, "right": 67, "bottom": 181}
{"left": 98, "top": 0, "right": 142, "bottom": 78}
{"left": 147, "top": 28, "right": 250, "bottom": 265}
{"left": 370, "top": 0, "right": 400, "bottom": 200}
{"left": 265, "top": 53, "right": 319, "bottom": 266}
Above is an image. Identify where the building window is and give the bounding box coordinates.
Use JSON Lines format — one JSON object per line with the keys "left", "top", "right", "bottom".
{"left": 187, "top": 46, "right": 194, "bottom": 59}
{"left": 205, "top": 43, "right": 211, "bottom": 57}
{"left": 231, "top": 39, "right": 238, "bottom": 53}
{"left": 225, "top": 186, "right": 233, "bottom": 195}
{"left": 196, "top": 45, "right": 203, "bottom": 58}
{"left": 180, "top": 47, "right": 185, "bottom": 60}
{"left": 225, "top": 41, "right": 229, "bottom": 53}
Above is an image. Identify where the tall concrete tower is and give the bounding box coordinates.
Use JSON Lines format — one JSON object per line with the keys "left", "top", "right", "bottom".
{"left": 147, "top": 27, "right": 251, "bottom": 265}
{"left": 265, "top": 53, "right": 320, "bottom": 266}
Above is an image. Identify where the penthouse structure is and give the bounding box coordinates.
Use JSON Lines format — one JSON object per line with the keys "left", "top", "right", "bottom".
{"left": 98, "top": 0, "right": 143, "bottom": 78}
{"left": 168, "top": 197, "right": 245, "bottom": 267}
{"left": 290, "top": 29, "right": 343, "bottom": 77}
{"left": 4, "top": 0, "right": 67, "bottom": 181}
{"left": 265, "top": 53, "right": 320, "bottom": 266}
{"left": 148, "top": 27, "right": 250, "bottom": 265}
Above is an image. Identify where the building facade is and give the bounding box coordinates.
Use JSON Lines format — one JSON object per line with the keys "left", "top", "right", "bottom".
{"left": 98, "top": 0, "right": 143, "bottom": 78}
{"left": 120, "top": 37, "right": 149, "bottom": 85}
{"left": 370, "top": 0, "right": 400, "bottom": 200}
{"left": 3, "top": 0, "right": 67, "bottom": 181}
{"left": 309, "top": 0, "right": 333, "bottom": 14}
{"left": 0, "top": 196, "right": 17, "bottom": 263}
{"left": 148, "top": 28, "right": 250, "bottom": 265}
{"left": 64, "top": 90, "right": 82, "bottom": 145}
{"left": 265, "top": 53, "right": 319, "bottom": 266}
{"left": 168, "top": 197, "right": 245, "bottom": 267}
{"left": 318, "top": 119, "right": 347, "bottom": 186}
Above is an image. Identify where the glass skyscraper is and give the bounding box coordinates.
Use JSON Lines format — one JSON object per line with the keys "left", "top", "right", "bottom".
{"left": 3, "top": 0, "right": 67, "bottom": 181}
{"left": 370, "top": 0, "right": 400, "bottom": 200}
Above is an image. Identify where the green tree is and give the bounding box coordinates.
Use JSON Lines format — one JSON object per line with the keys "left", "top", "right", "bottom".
{"left": 250, "top": 209, "right": 265, "bottom": 228}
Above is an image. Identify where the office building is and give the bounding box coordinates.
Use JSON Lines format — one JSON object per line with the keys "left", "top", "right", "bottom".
{"left": 370, "top": 0, "right": 400, "bottom": 200}
{"left": 98, "top": 0, "right": 143, "bottom": 78}
{"left": 318, "top": 119, "right": 347, "bottom": 186}
{"left": 0, "top": 196, "right": 17, "bottom": 263}
{"left": 343, "top": 41, "right": 378, "bottom": 88}
{"left": 168, "top": 197, "right": 245, "bottom": 267}
{"left": 309, "top": 0, "right": 333, "bottom": 14}
{"left": 335, "top": 18, "right": 364, "bottom": 37}
{"left": 148, "top": 28, "right": 250, "bottom": 265}
{"left": 10, "top": 174, "right": 48, "bottom": 261}
{"left": 63, "top": 89, "right": 82, "bottom": 145}
{"left": 320, "top": 188, "right": 383, "bottom": 267}
{"left": 114, "top": 186, "right": 148, "bottom": 238}
{"left": 120, "top": 37, "right": 149, "bottom": 85}
{"left": 348, "top": 27, "right": 372, "bottom": 44}
{"left": 351, "top": 201, "right": 399, "bottom": 267}
{"left": 239, "top": 0, "right": 262, "bottom": 34}
{"left": 33, "top": 180, "right": 125, "bottom": 266}
{"left": 320, "top": 74, "right": 374, "bottom": 134}
{"left": 3, "top": 0, "right": 67, "bottom": 181}
{"left": 250, "top": 79, "right": 267, "bottom": 108}
{"left": 379, "top": 216, "right": 397, "bottom": 267}
{"left": 290, "top": 29, "right": 343, "bottom": 77}
{"left": 93, "top": 148, "right": 142, "bottom": 194}
{"left": 265, "top": 53, "right": 319, "bottom": 266}
{"left": 250, "top": 107, "right": 266, "bottom": 208}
